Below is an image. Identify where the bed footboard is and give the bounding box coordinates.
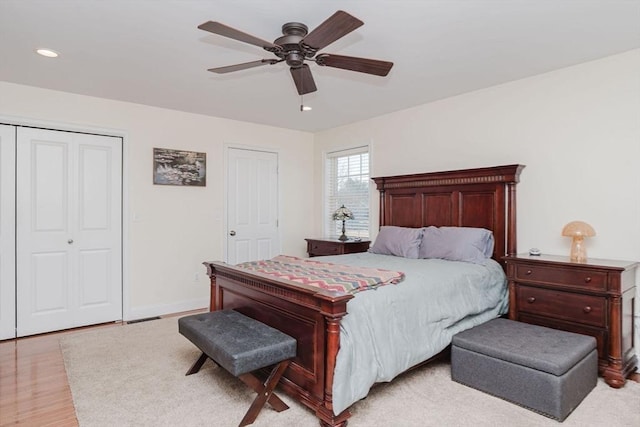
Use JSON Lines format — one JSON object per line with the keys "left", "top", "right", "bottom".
{"left": 204, "top": 261, "right": 354, "bottom": 427}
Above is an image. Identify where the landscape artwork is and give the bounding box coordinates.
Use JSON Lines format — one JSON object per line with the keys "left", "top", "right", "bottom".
{"left": 153, "top": 148, "right": 206, "bottom": 186}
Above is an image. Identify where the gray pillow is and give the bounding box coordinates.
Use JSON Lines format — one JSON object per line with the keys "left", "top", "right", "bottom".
{"left": 419, "top": 226, "right": 494, "bottom": 264}
{"left": 369, "top": 226, "right": 424, "bottom": 259}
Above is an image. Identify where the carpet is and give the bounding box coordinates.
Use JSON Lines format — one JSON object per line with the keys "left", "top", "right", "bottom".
{"left": 60, "top": 316, "right": 640, "bottom": 426}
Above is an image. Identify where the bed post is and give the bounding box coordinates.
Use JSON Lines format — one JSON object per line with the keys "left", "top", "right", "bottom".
{"left": 316, "top": 303, "right": 351, "bottom": 427}
{"left": 507, "top": 181, "right": 518, "bottom": 257}
{"left": 378, "top": 178, "right": 386, "bottom": 228}
{"left": 504, "top": 164, "right": 525, "bottom": 257}
{"left": 204, "top": 262, "right": 218, "bottom": 311}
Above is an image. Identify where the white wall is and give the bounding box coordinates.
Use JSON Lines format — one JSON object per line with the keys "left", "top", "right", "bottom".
{"left": 0, "top": 82, "right": 315, "bottom": 319}
{"left": 314, "top": 49, "right": 640, "bottom": 263}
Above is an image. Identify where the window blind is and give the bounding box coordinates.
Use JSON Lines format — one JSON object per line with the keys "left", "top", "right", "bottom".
{"left": 325, "top": 146, "right": 370, "bottom": 239}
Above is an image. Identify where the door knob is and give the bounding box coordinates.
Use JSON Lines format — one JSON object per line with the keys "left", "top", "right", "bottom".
{"left": 68, "top": 239, "right": 74, "bottom": 244}
{"left": 229, "top": 230, "right": 236, "bottom": 236}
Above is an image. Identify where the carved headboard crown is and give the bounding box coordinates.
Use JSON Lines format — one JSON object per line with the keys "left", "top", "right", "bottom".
{"left": 372, "top": 164, "right": 525, "bottom": 265}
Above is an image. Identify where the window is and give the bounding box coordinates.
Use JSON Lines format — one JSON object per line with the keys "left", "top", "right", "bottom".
{"left": 325, "top": 146, "right": 370, "bottom": 239}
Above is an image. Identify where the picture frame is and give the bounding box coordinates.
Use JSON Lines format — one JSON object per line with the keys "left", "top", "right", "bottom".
{"left": 153, "top": 148, "right": 206, "bottom": 186}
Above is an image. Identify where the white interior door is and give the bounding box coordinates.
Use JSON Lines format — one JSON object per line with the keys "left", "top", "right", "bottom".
{"left": 227, "top": 148, "right": 279, "bottom": 264}
{"left": 0, "top": 124, "right": 16, "bottom": 339}
{"left": 16, "top": 128, "right": 122, "bottom": 336}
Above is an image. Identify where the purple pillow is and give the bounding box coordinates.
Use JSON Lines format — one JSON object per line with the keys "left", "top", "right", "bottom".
{"left": 369, "top": 226, "right": 424, "bottom": 259}
{"left": 419, "top": 226, "right": 494, "bottom": 264}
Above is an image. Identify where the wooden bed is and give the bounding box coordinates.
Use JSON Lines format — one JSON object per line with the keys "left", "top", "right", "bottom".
{"left": 204, "top": 164, "right": 525, "bottom": 427}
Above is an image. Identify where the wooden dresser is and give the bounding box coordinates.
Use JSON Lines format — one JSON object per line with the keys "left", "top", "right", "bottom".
{"left": 305, "top": 238, "right": 370, "bottom": 257}
{"left": 503, "top": 254, "right": 638, "bottom": 388}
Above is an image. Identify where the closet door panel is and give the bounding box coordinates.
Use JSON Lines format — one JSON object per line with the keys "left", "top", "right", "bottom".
{"left": 17, "top": 129, "right": 75, "bottom": 334}
{"left": 16, "top": 128, "right": 122, "bottom": 336}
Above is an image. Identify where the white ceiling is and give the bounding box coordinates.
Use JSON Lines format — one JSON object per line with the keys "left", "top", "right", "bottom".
{"left": 1, "top": 1, "right": 638, "bottom": 133}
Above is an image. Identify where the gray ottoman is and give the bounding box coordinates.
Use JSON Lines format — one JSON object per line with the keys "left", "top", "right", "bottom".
{"left": 451, "top": 318, "right": 597, "bottom": 421}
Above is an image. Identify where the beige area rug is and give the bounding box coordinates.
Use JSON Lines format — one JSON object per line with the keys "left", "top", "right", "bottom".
{"left": 60, "top": 316, "right": 640, "bottom": 427}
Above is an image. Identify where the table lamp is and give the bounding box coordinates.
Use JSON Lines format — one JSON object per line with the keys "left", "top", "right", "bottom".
{"left": 333, "top": 205, "right": 354, "bottom": 241}
{"left": 561, "top": 221, "right": 595, "bottom": 262}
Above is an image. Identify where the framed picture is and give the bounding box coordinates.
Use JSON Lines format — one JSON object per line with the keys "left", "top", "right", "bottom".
{"left": 153, "top": 148, "right": 206, "bottom": 186}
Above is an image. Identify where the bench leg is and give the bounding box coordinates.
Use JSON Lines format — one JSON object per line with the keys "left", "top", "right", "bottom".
{"left": 237, "top": 372, "right": 289, "bottom": 412}
{"left": 185, "top": 352, "right": 209, "bottom": 375}
{"left": 238, "top": 360, "right": 291, "bottom": 427}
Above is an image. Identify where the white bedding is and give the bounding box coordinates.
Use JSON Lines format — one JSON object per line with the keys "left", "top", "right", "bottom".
{"left": 313, "top": 252, "right": 508, "bottom": 414}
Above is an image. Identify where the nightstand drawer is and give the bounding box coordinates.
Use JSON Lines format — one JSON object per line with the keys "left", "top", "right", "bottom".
{"left": 305, "top": 238, "right": 371, "bottom": 257}
{"left": 515, "top": 264, "right": 607, "bottom": 291}
{"left": 517, "top": 285, "right": 606, "bottom": 328}
{"left": 310, "top": 242, "right": 341, "bottom": 255}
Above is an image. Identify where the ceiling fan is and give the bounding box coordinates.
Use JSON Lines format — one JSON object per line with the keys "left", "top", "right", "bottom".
{"left": 198, "top": 10, "right": 393, "bottom": 95}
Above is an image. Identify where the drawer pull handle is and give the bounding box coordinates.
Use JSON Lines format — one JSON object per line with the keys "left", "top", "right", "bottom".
{"left": 527, "top": 297, "right": 536, "bottom": 303}
{"left": 583, "top": 306, "right": 592, "bottom": 313}
{"left": 525, "top": 270, "right": 532, "bottom": 275}
{"left": 584, "top": 277, "right": 592, "bottom": 283}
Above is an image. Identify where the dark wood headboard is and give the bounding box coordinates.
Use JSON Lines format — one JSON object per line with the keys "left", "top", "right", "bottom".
{"left": 372, "top": 164, "right": 525, "bottom": 265}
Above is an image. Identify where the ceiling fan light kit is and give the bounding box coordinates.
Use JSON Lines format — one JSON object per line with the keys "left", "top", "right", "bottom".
{"left": 36, "top": 48, "right": 59, "bottom": 58}
{"left": 198, "top": 10, "right": 393, "bottom": 103}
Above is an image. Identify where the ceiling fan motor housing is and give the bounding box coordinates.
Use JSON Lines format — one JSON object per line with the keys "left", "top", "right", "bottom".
{"left": 273, "top": 22, "right": 315, "bottom": 67}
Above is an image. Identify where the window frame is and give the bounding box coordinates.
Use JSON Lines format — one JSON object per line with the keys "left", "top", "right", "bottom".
{"left": 323, "top": 145, "right": 371, "bottom": 239}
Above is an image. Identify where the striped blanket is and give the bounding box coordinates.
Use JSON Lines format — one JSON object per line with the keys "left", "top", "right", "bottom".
{"left": 235, "top": 255, "right": 405, "bottom": 295}
{"left": 237, "top": 255, "right": 404, "bottom": 294}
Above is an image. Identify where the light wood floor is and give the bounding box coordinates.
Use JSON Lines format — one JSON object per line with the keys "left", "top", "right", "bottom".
{"left": 0, "top": 321, "right": 120, "bottom": 426}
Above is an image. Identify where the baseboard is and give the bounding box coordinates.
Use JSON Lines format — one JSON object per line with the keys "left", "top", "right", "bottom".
{"left": 125, "top": 298, "right": 208, "bottom": 322}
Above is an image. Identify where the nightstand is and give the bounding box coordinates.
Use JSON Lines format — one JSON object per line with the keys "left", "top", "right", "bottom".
{"left": 503, "top": 254, "right": 638, "bottom": 388}
{"left": 305, "top": 238, "right": 371, "bottom": 257}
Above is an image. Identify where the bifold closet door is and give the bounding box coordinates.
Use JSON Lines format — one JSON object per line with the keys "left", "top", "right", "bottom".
{"left": 16, "top": 127, "right": 122, "bottom": 336}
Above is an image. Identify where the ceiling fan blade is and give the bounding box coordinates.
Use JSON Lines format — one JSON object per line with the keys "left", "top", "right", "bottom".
{"left": 316, "top": 54, "right": 393, "bottom": 76}
{"left": 301, "top": 10, "right": 363, "bottom": 51}
{"left": 208, "top": 59, "right": 280, "bottom": 74}
{"left": 198, "top": 21, "right": 280, "bottom": 50}
{"left": 290, "top": 65, "right": 317, "bottom": 95}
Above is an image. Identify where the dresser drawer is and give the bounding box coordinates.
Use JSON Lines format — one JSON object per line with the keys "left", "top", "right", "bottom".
{"left": 515, "top": 264, "right": 607, "bottom": 291}
{"left": 517, "top": 285, "right": 606, "bottom": 328}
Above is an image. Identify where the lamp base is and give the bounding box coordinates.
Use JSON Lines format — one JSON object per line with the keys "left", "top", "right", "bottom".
{"left": 570, "top": 236, "right": 587, "bottom": 262}
{"left": 338, "top": 219, "right": 348, "bottom": 241}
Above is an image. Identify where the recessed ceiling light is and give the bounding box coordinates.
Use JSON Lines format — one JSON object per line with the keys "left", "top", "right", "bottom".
{"left": 36, "top": 48, "right": 59, "bottom": 58}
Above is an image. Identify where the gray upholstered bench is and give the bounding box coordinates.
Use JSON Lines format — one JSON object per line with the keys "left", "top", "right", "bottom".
{"left": 451, "top": 318, "right": 597, "bottom": 421}
{"left": 178, "top": 310, "right": 296, "bottom": 427}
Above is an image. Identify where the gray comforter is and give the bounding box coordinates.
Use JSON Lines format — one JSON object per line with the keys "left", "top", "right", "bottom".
{"left": 314, "top": 252, "right": 508, "bottom": 414}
